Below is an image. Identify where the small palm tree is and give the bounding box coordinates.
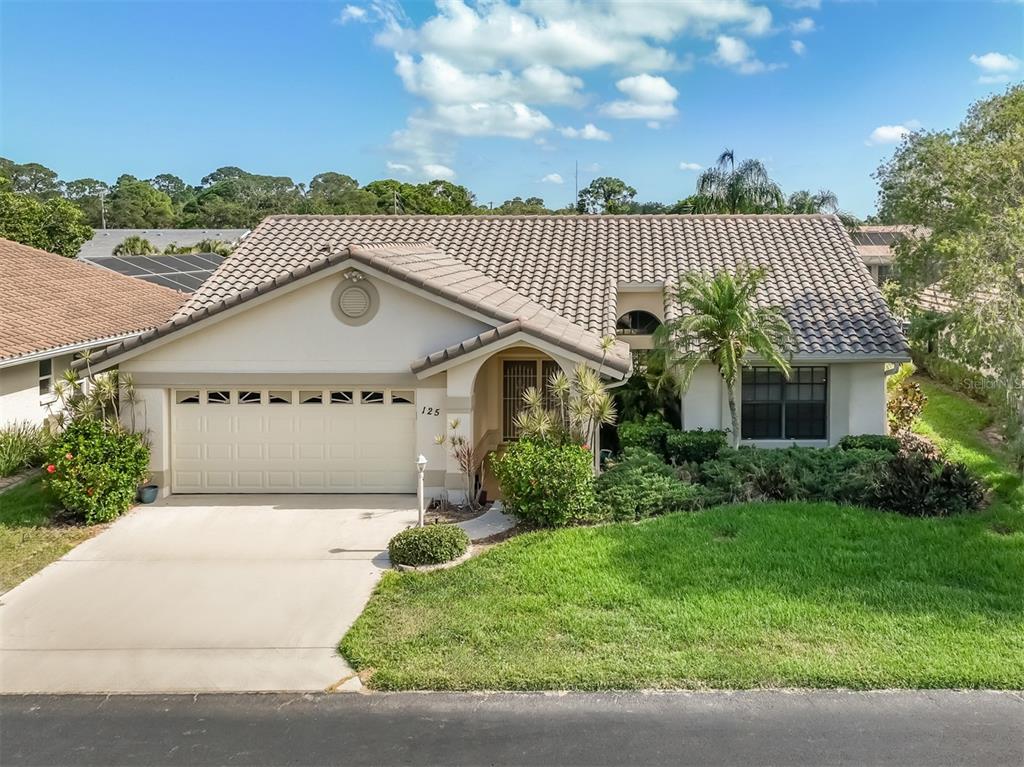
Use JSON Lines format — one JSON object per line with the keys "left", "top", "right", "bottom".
{"left": 112, "top": 235, "right": 157, "bottom": 256}
{"left": 786, "top": 189, "right": 839, "bottom": 214}
{"left": 654, "top": 265, "right": 793, "bottom": 447}
{"left": 693, "top": 149, "right": 784, "bottom": 214}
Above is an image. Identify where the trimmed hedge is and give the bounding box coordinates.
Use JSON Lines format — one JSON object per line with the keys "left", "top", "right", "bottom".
{"left": 617, "top": 415, "right": 673, "bottom": 460}
{"left": 837, "top": 434, "right": 900, "bottom": 454}
{"left": 619, "top": 415, "right": 726, "bottom": 465}
{"left": 594, "top": 449, "right": 707, "bottom": 521}
{"left": 491, "top": 440, "right": 595, "bottom": 527}
{"left": 388, "top": 524, "right": 470, "bottom": 567}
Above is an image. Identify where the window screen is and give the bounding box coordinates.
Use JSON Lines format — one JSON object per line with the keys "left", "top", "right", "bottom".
{"left": 741, "top": 367, "right": 827, "bottom": 440}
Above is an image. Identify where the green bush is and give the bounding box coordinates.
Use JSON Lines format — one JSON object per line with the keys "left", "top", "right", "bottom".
{"left": 665, "top": 429, "right": 728, "bottom": 464}
{"left": 45, "top": 418, "right": 150, "bottom": 524}
{"left": 491, "top": 440, "right": 595, "bottom": 527}
{"left": 871, "top": 453, "right": 985, "bottom": 517}
{"left": 837, "top": 434, "right": 900, "bottom": 454}
{"left": 698, "top": 447, "right": 889, "bottom": 506}
{"left": 0, "top": 422, "right": 49, "bottom": 477}
{"left": 617, "top": 415, "right": 673, "bottom": 459}
{"left": 888, "top": 380, "right": 928, "bottom": 434}
{"left": 388, "top": 524, "right": 470, "bottom": 567}
{"left": 594, "top": 449, "right": 706, "bottom": 520}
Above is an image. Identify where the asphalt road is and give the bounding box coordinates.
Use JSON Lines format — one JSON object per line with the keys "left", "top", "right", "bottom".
{"left": 2, "top": 690, "right": 1021, "bottom": 766}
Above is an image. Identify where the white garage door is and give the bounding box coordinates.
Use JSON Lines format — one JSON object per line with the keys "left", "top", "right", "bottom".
{"left": 171, "top": 388, "right": 417, "bottom": 493}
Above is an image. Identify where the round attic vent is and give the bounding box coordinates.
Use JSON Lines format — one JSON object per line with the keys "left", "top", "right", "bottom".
{"left": 339, "top": 286, "right": 371, "bottom": 318}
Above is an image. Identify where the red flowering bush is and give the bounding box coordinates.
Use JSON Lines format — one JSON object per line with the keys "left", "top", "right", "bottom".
{"left": 45, "top": 418, "right": 149, "bottom": 524}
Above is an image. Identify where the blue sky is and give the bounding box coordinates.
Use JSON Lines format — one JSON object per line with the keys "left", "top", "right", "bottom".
{"left": 1, "top": 0, "right": 1021, "bottom": 216}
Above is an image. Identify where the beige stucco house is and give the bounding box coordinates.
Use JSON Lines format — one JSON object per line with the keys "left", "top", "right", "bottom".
{"left": 83, "top": 214, "right": 909, "bottom": 502}
{"left": 0, "top": 239, "right": 184, "bottom": 429}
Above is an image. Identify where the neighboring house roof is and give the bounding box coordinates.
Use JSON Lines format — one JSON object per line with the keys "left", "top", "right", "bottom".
{"left": 85, "top": 242, "right": 633, "bottom": 376}
{"left": 77, "top": 228, "right": 249, "bottom": 261}
{"left": 174, "top": 214, "right": 907, "bottom": 359}
{"left": 0, "top": 238, "right": 186, "bottom": 365}
{"left": 85, "top": 252, "right": 223, "bottom": 293}
{"left": 851, "top": 225, "right": 928, "bottom": 267}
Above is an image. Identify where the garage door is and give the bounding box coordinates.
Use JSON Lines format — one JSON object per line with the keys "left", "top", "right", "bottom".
{"left": 171, "top": 388, "right": 417, "bottom": 493}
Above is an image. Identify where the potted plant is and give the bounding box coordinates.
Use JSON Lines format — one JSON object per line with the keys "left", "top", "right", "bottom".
{"left": 137, "top": 482, "right": 159, "bottom": 504}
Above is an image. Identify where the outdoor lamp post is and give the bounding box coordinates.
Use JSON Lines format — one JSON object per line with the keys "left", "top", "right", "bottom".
{"left": 416, "top": 455, "right": 428, "bottom": 527}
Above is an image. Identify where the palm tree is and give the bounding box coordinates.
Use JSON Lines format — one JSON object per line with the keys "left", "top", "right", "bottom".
{"left": 693, "top": 149, "right": 784, "bottom": 214}
{"left": 111, "top": 235, "right": 157, "bottom": 256}
{"left": 785, "top": 189, "right": 839, "bottom": 214}
{"left": 653, "top": 265, "right": 793, "bottom": 447}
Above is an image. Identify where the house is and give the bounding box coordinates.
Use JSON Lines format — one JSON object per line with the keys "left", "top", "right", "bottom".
{"left": 81, "top": 214, "right": 909, "bottom": 501}
{"left": 77, "top": 228, "right": 248, "bottom": 261}
{"left": 0, "top": 238, "right": 185, "bottom": 427}
{"left": 851, "top": 224, "right": 928, "bottom": 285}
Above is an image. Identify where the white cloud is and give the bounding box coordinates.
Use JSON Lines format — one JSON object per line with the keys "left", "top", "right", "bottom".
{"left": 711, "top": 35, "right": 782, "bottom": 75}
{"left": 781, "top": 0, "right": 819, "bottom": 7}
{"left": 428, "top": 102, "right": 554, "bottom": 139}
{"left": 541, "top": 173, "right": 564, "bottom": 184}
{"left": 679, "top": 162, "right": 702, "bottom": 171}
{"left": 600, "top": 73, "right": 678, "bottom": 120}
{"left": 386, "top": 161, "right": 413, "bottom": 174}
{"left": 560, "top": 123, "right": 612, "bottom": 141}
{"left": 423, "top": 163, "right": 456, "bottom": 179}
{"left": 790, "top": 17, "right": 815, "bottom": 34}
{"left": 790, "top": 40, "right": 806, "bottom": 55}
{"left": 395, "top": 54, "right": 583, "bottom": 105}
{"left": 646, "top": 121, "right": 661, "bottom": 129}
{"left": 338, "top": 4, "right": 367, "bottom": 23}
{"left": 865, "top": 121, "right": 921, "bottom": 146}
{"left": 970, "top": 52, "right": 1020, "bottom": 83}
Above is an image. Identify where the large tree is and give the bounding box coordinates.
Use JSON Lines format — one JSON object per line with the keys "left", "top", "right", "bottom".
{"left": 577, "top": 177, "right": 637, "bottom": 214}
{"left": 0, "top": 158, "right": 63, "bottom": 199}
{"left": 64, "top": 178, "right": 110, "bottom": 228}
{"left": 0, "top": 189, "right": 92, "bottom": 256}
{"left": 653, "top": 265, "right": 793, "bottom": 447}
{"left": 106, "top": 175, "right": 175, "bottom": 228}
{"left": 875, "top": 84, "right": 1024, "bottom": 439}
{"left": 692, "top": 149, "right": 783, "bottom": 214}
{"left": 308, "top": 172, "right": 378, "bottom": 214}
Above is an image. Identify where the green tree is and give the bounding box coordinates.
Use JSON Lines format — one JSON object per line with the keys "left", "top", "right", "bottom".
{"left": 577, "top": 177, "right": 637, "bottom": 214}
{"left": 0, "top": 190, "right": 93, "bottom": 257}
{"left": 308, "top": 172, "right": 378, "bottom": 214}
{"left": 489, "top": 196, "right": 552, "bottom": 215}
{"left": 107, "top": 175, "right": 175, "bottom": 228}
{"left": 875, "top": 84, "right": 1024, "bottom": 438}
{"left": 64, "top": 178, "right": 110, "bottom": 228}
{"left": 692, "top": 149, "right": 783, "bottom": 213}
{"left": 112, "top": 235, "right": 157, "bottom": 256}
{"left": 0, "top": 158, "right": 62, "bottom": 199}
{"left": 653, "top": 265, "right": 793, "bottom": 447}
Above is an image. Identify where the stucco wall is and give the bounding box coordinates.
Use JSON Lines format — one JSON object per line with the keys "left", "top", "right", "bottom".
{"left": 0, "top": 354, "right": 72, "bottom": 427}
{"left": 680, "top": 361, "right": 889, "bottom": 446}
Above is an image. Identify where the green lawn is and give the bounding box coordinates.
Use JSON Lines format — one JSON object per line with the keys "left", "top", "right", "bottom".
{"left": 0, "top": 478, "right": 102, "bottom": 592}
{"left": 341, "top": 379, "right": 1024, "bottom": 690}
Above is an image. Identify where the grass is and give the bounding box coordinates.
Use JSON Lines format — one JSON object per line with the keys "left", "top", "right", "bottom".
{"left": 341, "top": 379, "right": 1024, "bottom": 690}
{"left": 0, "top": 477, "right": 102, "bottom": 593}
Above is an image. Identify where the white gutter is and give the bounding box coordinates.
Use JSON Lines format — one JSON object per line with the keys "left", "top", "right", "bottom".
{"left": 0, "top": 330, "right": 149, "bottom": 370}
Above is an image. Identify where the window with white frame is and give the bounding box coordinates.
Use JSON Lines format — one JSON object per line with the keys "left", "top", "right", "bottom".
{"left": 38, "top": 359, "right": 54, "bottom": 396}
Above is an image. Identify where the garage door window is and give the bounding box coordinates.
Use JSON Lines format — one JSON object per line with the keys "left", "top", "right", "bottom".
{"left": 176, "top": 390, "right": 200, "bottom": 404}
{"left": 238, "top": 390, "right": 262, "bottom": 405}
{"left": 362, "top": 390, "right": 385, "bottom": 405}
{"left": 207, "top": 390, "right": 230, "bottom": 404}
{"left": 268, "top": 390, "right": 292, "bottom": 404}
{"left": 391, "top": 390, "right": 415, "bottom": 405}
{"left": 330, "top": 390, "right": 353, "bottom": 404}
{"left": 299, "top": 391, "right": 324, "bottom": 404}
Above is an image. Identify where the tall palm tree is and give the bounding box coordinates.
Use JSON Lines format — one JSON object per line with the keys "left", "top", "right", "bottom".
{"left": 785, "top": 189, "right": 839, "bottom": 214}
{"left": 693, "top": 149, "right": 784, "bottom": 214}
{"left": 111, "top": 235, "right": 157, "bottom": 256}
{"left": 653, "top": 265, "right": 793, "bottom": 447}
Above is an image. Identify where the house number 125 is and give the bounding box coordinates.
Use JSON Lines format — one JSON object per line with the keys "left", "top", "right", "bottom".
{"left": 421, "top": 406, "right": 441, "bottom": 416}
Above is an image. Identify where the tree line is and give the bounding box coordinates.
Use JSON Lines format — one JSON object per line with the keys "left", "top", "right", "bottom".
{"left": 0, "top": 151, "right": 853, "bottom": 258}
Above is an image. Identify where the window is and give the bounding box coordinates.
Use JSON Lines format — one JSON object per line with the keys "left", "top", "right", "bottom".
{"left": 361, "top": 390, "right": 385, "bottom": 405}
{"left": 38, "top": 359, "right": 53, "bottom": 396}
{"left": 877, "top": 264, "right": 893, "bottom": 285}
{"left": 175, "top": 390, "right": 200, "bottom": 405}
{"left": 502, "top": 360, "right": 566, "bottom": 440}
{"left": 616, "top": 310, "right": 661, "bottom": 336}
{"left": 206, "top": 390, "right": 230, "bottom": 404}
{"left": 329, "top": 390, "right": 353, "bottom": 404}
{"left": 238, "top": 390, "right": 262, "bottom": 405}
{"left": 741, "top": 367, "right": 827, "bottom": 440}
{"left": 267, "top": 390, "right": 292, "bottom": 404}
{"left": 299, "top": 390, "right": 324, "bottom": 404}
{"left": 390, "top": 390, "right": 415, "bottom": 405}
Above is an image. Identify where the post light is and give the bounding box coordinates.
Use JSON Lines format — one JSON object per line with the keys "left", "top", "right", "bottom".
{"left": 415, "top": 454, "right": 428, "bottom": 527}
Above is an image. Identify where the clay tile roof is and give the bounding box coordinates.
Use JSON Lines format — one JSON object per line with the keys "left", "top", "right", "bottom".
{"left": 0, "top": 238, "right": 186, "bottom": 364}
{"left": 176, "top": 214, "right": 906, "bottom": 358}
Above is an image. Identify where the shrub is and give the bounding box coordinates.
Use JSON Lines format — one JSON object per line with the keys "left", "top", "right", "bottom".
{"left": 698, "top": 447, "right": 889, "bottom": 506}
{"left": 617, "top": 415, "right": 673, "bottom": 460}
{"left": 888, "top": 381, "right": 928, "bottom": 434}
{"left": 837, "top": 434, "right": 900, "bottom": 454}
{"left": 45, "top": 418, "right": 150, "bottom": 524}
{"left": 0, "top": 422, "right": 49, "bottom": 477}
{"left": 595, "top": 449, "right": 706, "bottom": 520}
{"left": 896, "top": 431, "right": 942, "bottom": 461}
{"left": 491, "top": 440, "right": 596, "bottom": 527}
{"left": 871, "top": 453, "right": 985, "bottom": 517}
{"left": 665, "top": 429, "right": 728, "bottom": 465}
{"left": 388, "top": 524, "right": 470, "bottom": 567}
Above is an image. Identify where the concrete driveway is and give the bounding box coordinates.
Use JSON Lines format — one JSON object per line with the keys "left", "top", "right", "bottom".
{"left": 0, "top": 495, "right": 418, "bottom": 694}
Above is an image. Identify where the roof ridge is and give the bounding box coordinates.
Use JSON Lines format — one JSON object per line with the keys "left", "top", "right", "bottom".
{"left": 262, "top": 213, "right": 842, "bottom": 222}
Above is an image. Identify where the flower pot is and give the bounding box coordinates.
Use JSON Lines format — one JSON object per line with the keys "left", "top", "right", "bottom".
{"left": 138, "top": 484, "right": 159, "bottom": 504}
